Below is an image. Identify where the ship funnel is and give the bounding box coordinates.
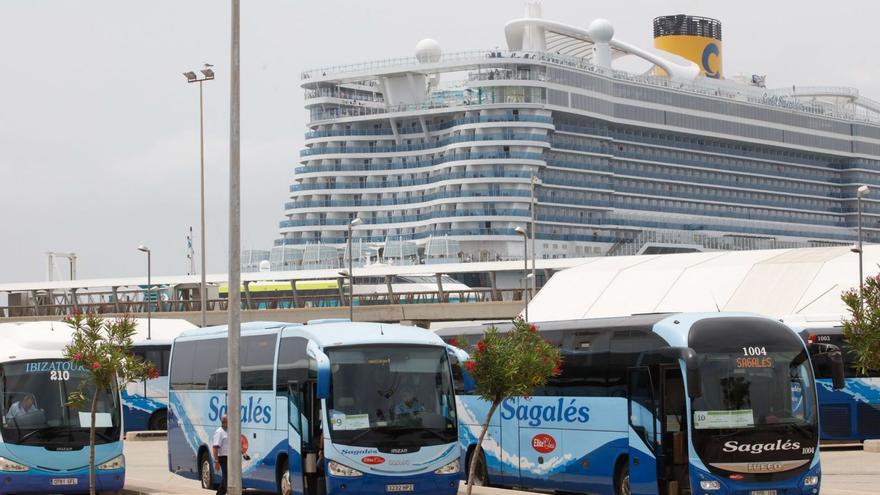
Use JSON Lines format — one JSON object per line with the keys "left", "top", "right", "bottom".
{"left": 653, "top": 15, "right": 722, "bottom": 79}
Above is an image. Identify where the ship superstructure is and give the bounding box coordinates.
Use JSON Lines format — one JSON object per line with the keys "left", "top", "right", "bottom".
{"left": 275, "top": 4, "right": 880, "bottom": 269}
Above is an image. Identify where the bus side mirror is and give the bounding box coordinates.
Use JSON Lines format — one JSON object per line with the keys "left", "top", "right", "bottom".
{"left": 644, "top": 347, "right": 702, "bottom": 399}
{"left": 312, "top": 350, "right": 331, "bottom": 399}
{"left": 828, "top": 349, "right": 845, "bottom": 390}
{"left": 809, "top": 343, "right": 845, "bottom": 390}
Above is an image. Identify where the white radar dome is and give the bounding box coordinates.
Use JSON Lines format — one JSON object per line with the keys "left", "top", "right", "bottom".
{"left": 587, "top": 18, "right": 614, "bottom": 43}
{"left": 415, "top": 38, "right": 442, "bottom": 63}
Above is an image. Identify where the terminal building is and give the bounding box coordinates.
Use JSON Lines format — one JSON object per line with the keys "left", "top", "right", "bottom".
{"left": 275, "top": 4, "right": 880, "bottom": 269}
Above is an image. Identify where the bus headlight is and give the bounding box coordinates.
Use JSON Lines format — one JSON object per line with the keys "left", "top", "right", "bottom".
{"left": 327, "top": 460, "right": 363, "bottom": 477}
{"left": 804, "top": 475, "right": 820, "bottom": 486}
{"left": 434, "top": 459, "right": 460, "bottom": 475}
{"left": 699, "top": 480, "right": 721, "bottom": 490}
{"left": 0, "top": 456, "right": 28, "bottom": 472}
{"left": 97, "top": 455, "right": 125, "bottom": 470}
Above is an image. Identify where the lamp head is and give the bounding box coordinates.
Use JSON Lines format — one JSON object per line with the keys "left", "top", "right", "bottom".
{"left": 514, "top": 226, "right": 527, "bottom": 236}
{"left": 858, "top": 185, "right": 870, "bottom": 195}
{"left": 183, "top": 71, "right": 197, "bottom": 82}
{"left": 137, "top": 245, "right": 150, "bottom": 253}
{"left": 349, "top": 217, "right": 363, "bottom": 227}
{"left": 338, "top": 270, "right": 349, "bottom": 277}
{"left": 200, "top": 68, "right": 215, "bottom": 79}
{"left": 531, "top": 176, "right": 543, "bottom": 185}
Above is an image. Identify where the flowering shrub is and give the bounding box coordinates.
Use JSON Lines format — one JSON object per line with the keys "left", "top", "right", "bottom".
{"left": 64, "top": 313, "right": 154, "bottom": 495}
{"left": 454, "top": 317, "right": 561, "bottom": 493}
{"left": 842, "top": 275, "right": 880, "bottom": 374}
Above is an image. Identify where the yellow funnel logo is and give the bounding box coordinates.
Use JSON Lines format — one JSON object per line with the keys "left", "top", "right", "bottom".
{"left": 654, "top": 35, "right": 723, "bottom": 79}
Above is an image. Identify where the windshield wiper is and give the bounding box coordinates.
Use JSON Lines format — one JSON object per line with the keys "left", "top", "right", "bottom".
{"left": 17, "top": 425, "right": 70, "bottom": 444}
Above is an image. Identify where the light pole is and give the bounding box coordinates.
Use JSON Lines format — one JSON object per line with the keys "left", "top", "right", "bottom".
{"left": 515, "top": 226, "right": 528, "bottom": 322}
{"left": 227, "top": 0, "right": 243, "bottom": 492}
{"left": 530, "top": 176, "right": 542, "bottom": 300}
{"left": 137, "top": 245, "right": 151, "bottom": 340}
{"left": 853, "top": 185, "right": 870, "bottom": 304}
{"left": 346, "top": 218, "right": 363, "bottom": 321}
{"left": 184, "top": 64, "right": 214, "bottom": 328}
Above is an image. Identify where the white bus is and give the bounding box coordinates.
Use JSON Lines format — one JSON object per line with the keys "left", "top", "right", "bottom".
{"left": 0, "top": 321, "right": 125, "bottom": 493}
{"left": 167, "top": 319, "right": 461, "bottom": 495}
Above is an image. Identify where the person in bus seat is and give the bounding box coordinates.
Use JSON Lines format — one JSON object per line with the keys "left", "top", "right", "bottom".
{"left": 6, "top": 394, "right": 37, "bottom": 419}
{"left": 394, "top": 389, "right": 425, "bottom": 418}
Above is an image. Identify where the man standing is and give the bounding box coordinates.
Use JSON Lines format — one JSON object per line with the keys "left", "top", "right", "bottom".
{"left": 213, "top": 414, "right": 249, "bottom": 495}
{"left": 212, "top": 415, "right": 229, "bottom": 495}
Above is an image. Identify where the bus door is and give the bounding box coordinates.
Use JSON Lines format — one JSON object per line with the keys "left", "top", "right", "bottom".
{"left": 659, "top": 365, "right": 689, "bottom": 495}
{"left": 287, "top": 381, "right": 307, "bottom": 495}
{"left": 627, "top": 366, "right": 659, "bottom": 495}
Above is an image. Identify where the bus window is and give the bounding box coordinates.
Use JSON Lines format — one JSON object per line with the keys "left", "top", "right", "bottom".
{"left": 241, "top": 334, "right": 276, "bottom": 391}
{"left": 276, "top": 336, "right": 315, "bottom": 392}
{"left": 170, "top": 340, "right": 198, "bottom": 390}
{"left": 191, "top": 339, "right": 223, "bottom": 391}
{"left": 628, "top": 366, "right": 658, "bottom": 451}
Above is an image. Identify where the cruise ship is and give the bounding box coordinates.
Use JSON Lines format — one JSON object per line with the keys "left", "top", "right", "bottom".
{"left": 273, "top": 3, "right": 880, "bottom": 270}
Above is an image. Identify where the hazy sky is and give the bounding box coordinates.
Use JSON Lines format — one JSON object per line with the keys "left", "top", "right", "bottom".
{"left": 1, "top": 0, "right": 878, "bottom": 284}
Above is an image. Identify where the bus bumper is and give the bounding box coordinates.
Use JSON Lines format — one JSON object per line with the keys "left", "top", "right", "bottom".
{"left": 326, "top": 470, "right": 459, "bottom": 495}
{"left": 0, "top": 467, "right": 125, "bottom": 494}
{"left": 689, "top": 463, "right": 821, "bottom": 494}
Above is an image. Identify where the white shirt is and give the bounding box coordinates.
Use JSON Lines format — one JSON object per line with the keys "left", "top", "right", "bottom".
{"left": 213, "top": 427, "right": 229, "bottom": 457}
{"left": 5, "top": 401, "right": 36, "bottom": 419}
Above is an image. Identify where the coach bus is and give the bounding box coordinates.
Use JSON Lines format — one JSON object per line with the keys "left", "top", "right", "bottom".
{"left": 122, "top": 318, "right": 196, "bottom": 432}
{"left": 787, "top": 321, "right": 880, "bottom": 443}
{"left": 0, "top": 321, "right": 125, "bottom": 493}
{"left": 167, "top": 320, "right": 460, "bottom": 495}
{"left": 440, "top": 313, "right": 844, "bottom": 495}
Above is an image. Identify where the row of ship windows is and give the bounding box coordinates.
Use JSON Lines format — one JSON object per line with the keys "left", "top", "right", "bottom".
{"left": 555, "top": 116, "right": 855, "bottom": 169}
{"left": 546, "top": 66, "right": 871, "bottom": 137}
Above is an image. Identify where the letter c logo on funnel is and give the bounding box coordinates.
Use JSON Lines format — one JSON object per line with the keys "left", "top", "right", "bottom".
{"left": 701, "top": 42, "right": 720, "bottom": 78}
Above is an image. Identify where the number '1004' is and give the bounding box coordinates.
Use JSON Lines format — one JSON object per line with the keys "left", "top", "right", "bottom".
{"left": 742, "top": 346, "right": 767, "bottom": 356}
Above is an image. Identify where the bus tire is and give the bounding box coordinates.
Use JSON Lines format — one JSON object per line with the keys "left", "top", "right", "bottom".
{"left": 148, "top": 409, "right": 168, "bottom": 430}
{"left": 467, "top": 448, "right": 489, "bottom": 486}
{"left": 278, "top": 456, "right": 292, "bottom": 495}
{"left": 199, "top": 450, "right": 215, "bottom": 490}
{"left": 615, "top": 459, "right": 630, "bottom": 495}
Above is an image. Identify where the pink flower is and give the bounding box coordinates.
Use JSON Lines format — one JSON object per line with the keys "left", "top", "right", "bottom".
{"left": 74, "top": 353, "right": 82, "bottom": 360}
{"left": 465, "top": 361, "right": 476, "bottom": 373}
{"left": 91, "top": 362, "right": 101, "bottom": 370}
{"left": 148, "top": 368, "right": 160, "bottom": 380}
{"left": 450, "top": 338, "right": 458, "bottom": 347}
{"left": 476, "top": 340, "right": 486, "bottom": 353}
{"left": 530, "top": 324, "right": 537, "bottom": 333}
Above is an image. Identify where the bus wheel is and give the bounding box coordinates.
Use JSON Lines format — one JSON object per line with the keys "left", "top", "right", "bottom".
{"left": 279, "top": 458, "right": 292, "bottom": 495}
{"left": 615, "top": 461, "right": 630, "bottom": 495}
{"left": 469, "top": 450, "right": 489, "bottom": 486}
{"left": 149, "top": 409, "right": 167, "bottom": 430}
{"left": 199, "top": 451, "right": 215, "bottom": 490}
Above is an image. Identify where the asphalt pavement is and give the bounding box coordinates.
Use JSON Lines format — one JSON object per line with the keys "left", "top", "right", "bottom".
{"left": 122, "top": 439, "right": 880, "bottom": 494}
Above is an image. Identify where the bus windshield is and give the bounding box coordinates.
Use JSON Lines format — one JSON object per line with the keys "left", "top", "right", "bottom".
{"left": 0, "top": 360, "right": 120, "bottom": 446}
{"left": 326, "top": 345, "right": 457, "bottom": 447}
{"left": 692, "top": 348, "right": 816, "bottom": 429}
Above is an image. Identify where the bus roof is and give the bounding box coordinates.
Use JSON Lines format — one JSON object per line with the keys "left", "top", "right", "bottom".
{"left": 0, "top": 321, "right": 78, "bottom": 362}
{"left": 175, "top": 320, "right": 446, "bottom": 349}
{"left": 433, "top": 313, "right": 673, "bottom": 338}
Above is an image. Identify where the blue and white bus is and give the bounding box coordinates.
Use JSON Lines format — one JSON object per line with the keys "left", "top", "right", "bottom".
{"left": 0, "top": 322, "right": 125, "bottom": 494}
{"left": 440, "top": 313, "right": 844, "bottom": 495}
{"left": 167, "top": 320, "right": 460, "bottom": 495}
{"left": 789, "top": 322, "right": 880, "bottom": 443}
{"left": 122, "top": 319, "right": 196, "bottom": 433}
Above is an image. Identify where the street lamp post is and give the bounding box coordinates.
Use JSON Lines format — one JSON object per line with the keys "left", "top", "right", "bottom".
{"left": 346, "top": 218, "right": 363, "bottom": 321}
{"left": 137, "top": 245, "right": 151, "bottom": 340}
{"left": 854, "top": 185, "right": 870, "bottom": 303}
{"left": 530, "top": 176, "right": 542, "bottom": 300}
{"left": 515, "top": 226, "right": 529, "bottom": 322}
{"left": 183, "top": 65, "right": 214, "bottom": 327}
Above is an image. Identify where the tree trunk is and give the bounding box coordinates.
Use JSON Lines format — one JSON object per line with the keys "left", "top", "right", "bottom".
{"left": 89, "top": 390, "right": 98, "bottom": 495}
{"left": 466, "top": 399, "right": 500, "bottom": 495}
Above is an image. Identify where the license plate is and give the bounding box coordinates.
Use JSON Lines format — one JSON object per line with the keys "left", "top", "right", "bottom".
{"left": 51, "top": 478, "right": 79, "bottom": 486}
{"left": 386, "top": 484, "right": 414, "bottom": 492}
{"left": 752, "top": 491, "right": 776, "bottom": 495}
